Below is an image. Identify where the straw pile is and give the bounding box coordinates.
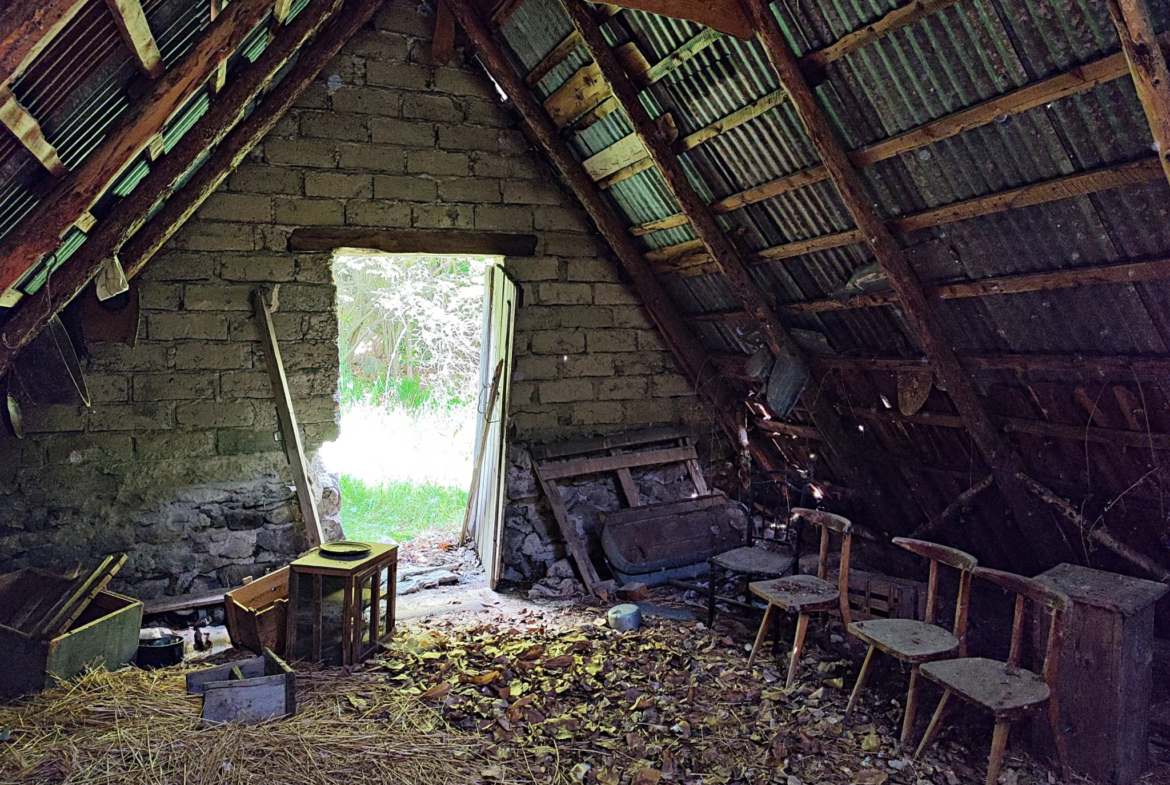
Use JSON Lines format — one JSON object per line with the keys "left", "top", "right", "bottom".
{"left": 0, "top": 665, "right": 528, "bottom": 785}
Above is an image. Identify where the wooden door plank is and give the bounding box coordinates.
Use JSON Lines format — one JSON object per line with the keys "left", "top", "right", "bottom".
{"left": 538, "top": 445, "right": 698, "bottom": 480}
{"left": 535, "top": 472, "right": 605, "bottom": 594}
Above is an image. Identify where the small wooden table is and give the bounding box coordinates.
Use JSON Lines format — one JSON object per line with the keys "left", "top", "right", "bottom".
{"left": 1031, "top": 563, "right": 1168, "bottom": 785}
{"left": 286, "top": 543, "right": 397, "bottom": 666}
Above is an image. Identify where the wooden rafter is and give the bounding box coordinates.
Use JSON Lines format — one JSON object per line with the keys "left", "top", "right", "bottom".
{"left": 814, "top": 353, "right": 1170, "bottom": 378}
{"left": 743, "top": 0, "right": 1063, "bottom": 562}
{"left": 1107, "top": 0, "right": 1170, "bottom": 188}
{"left": 0, "top": 0, "right": 362, "bottom": 380}
{"left": 599, "top": 1, "right": 752, "bottom": 39}
{"left": 0, "top": 86, "right": 66, "bottom": 175}
{"left": 104, "top": 0, "right": 164, "bottom": 78}
{"left": 801, "top": 0, "right": 962, "bottom": 75}
{"left": 632, "top": 36, "right": 1167, "bottom": 238}
{"left": 564, "top": 0, "right": 895, "bottom": 507}
{"left": 0, "top": 0, "right": 89, "bottom": 85}
{"left": 0, "top": 0, "right": 275, "bottom": 299}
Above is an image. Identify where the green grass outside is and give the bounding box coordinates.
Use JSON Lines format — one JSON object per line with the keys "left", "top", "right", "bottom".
{"left": 339, "top": 475, "right": 467, "bottom": 544}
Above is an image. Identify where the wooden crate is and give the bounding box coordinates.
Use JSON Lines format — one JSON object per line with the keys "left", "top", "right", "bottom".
{"left": 830, "top": 568, "right": 926, "bottom": 622}
{"left": 0, "top": 575, "right": 142, "bottom": 699}
{"left": 225, "top": 567, "right": 288, "bottom": 656}
{"left": 186, "top": 648, "right": 295, "bottom": 725}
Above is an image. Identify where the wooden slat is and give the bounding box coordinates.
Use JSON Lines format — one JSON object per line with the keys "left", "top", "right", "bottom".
{"left": 673, "top": 88, "right": 787, "bottom": 153}
{"left": 641, "top": 28, "right": 723, "bottom": 84}
{"left": 600, "top": 1, "right": 750, "bottom": 39}
{"left": 289, "top": 228, "right": 539, "bottom": 256}
{"left": 537, "top": 445, "right": 698, "bottom": 480}
{"left": 755, "top": 418, "right": 822, "bottom": 440}
{"left": 0, "top": 0, "right": 363, "bottom": 381}
{"left": 745, "top": 0, "right": 1063, "bottom": 565}
{"left": 814, "top": 352, "right": 1170, "bottom": 378}
{"left": 104, "top": 0, "right": 164, "bottom": 78}
{"left": 597, "top": 156, "right": 655, "bottom": 189}
{"left": 582, "top": 113, "right": 676, "bottom": 180}
{"left": 535, "top": 472, "right": 606, "bottom": 595}
{"left": 0, "top": 87, "right": 66, "bottom": 176}
{"left": 543, "top": 61, "right": 608, "bottom": 127}
{"left": 0, "top": 0, "right": 89, "bottom": 85}
{"left": 535, "top": 425, "right": 690, "bottom": 459}
{"left": 274, "top": 0, "right": 294, "bottom": 22}
{"left": 525, "top": 30, "right": 583, "bottom": 86}
{"left": 0, "top": 0, "right": 276, "bottom": 298}
{"left": 1107, "top": 0, "right": 1170, "bottom": 189}
{"left": 253, "top": 289, "right": 325, "bottom": 549}
{"left": 801, "top": 0, "right": 963, "bottom": 72}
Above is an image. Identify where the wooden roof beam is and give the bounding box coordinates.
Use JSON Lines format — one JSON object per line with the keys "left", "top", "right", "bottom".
{"left": 564, "top": 0, "right": 895, "bottom": 507}
{"left": 0, "top": 0, "right": 276, "bottom": 298}
{"left": 743, "top": 0, "right": 1065, "bottom": 563}
{"left": 813, "top": 353, "right": 1170, "bottom": 378}
{"left": 104, "top": 0, "right": 164, "bottom": 79}
{"left": 1107, "top": 0, "right": 1170, "bottom": 188}
{"left": 0, "top": 0, "right": 88, "bottom": 85}
{"left": 0, "top": 0, "right": 363, "bottom": 379}
{"left": 0, "top": 86, "right": 66, "bottom": 175}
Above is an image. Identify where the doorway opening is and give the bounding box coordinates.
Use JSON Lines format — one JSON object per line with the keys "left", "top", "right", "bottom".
{"left": 320, "top": 251, "right": 513, "bottom": 564}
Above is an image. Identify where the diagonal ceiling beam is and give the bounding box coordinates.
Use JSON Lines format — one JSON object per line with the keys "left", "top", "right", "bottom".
{"left": 562, "top": 0, "right": 899, "bottom": 512}
{"left": 742, "top": 0, "right": 1065, "bottom": 565}
{"left": 0, "top": 0, "right": 89, "bottom": 85}
{"left": 0, "top": 86, "right": 67, "bottom": 175}
{"left": 0, "top": 0, "right": 276, "bottom": 299}
{"left": 104, "top": 0, "right": 164, "bottom": 79}
{"left": 445, "top": 0, "right": 794, "bottom": 477}
{"left": 1107, "top": 0, "right": 1170, "bottom": 189}
{"left": 0, "top": 0, "right": 360, "bottom": 380}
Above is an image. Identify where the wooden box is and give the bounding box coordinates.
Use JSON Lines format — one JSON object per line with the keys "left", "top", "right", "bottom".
{"left": 224, "top": 567, "right": 288, "bottom": 655}
{"left": 830, "top": 568, "right": 927, "bottom": 622}
{"left": 186, "top": 648, "right": 295, "bottom": 725}
{"left": 0, "top": 570, "right": 143, "bottom": 699}
{"left": 1031, "top": 563, "right": 1169, "bottom": 785}
{"left": 286, "top": 543, "right": 397, "bottom": 666}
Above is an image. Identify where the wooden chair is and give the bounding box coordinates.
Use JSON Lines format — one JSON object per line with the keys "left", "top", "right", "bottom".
{"left": 915, "top": 567, "right": 1070, "bottom": 785}
{"left": 845, "top": 537, "right": 978, "bottom": 747}
{"left": 747, "top": 508, "right": 852, "bottom": 687}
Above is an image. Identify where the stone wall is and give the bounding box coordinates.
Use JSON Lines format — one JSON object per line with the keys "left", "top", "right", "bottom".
{"left": 0, "top": 0, "right": 719, "bottom": 597}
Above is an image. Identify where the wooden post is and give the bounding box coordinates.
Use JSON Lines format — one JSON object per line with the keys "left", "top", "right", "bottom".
{"left": 252, "top": 290, "right": 325, "bottom": 550}
{"left": 742, "top": 0, "right": 1062, "bottom": 565}
{"left": 1108, "top": 0, "right": 1170, "bottom": 188}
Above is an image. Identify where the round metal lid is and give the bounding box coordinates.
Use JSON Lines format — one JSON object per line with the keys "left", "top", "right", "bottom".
{"left": 319, "top": 541, "right": 373, "bottom": 560}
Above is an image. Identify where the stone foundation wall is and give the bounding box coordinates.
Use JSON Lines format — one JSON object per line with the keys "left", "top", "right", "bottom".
{"left": 0, "top": 0, "right": 719, "bottom": 597}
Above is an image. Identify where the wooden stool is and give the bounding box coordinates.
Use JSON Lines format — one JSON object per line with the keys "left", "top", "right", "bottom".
{"left": 747, "top": 508, "right": 852, "bottom": 687}
{"left": 286, "top": 543, "right": 397, "bottom": 666}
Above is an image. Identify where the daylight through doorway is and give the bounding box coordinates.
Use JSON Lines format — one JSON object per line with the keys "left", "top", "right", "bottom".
{"left": 320, "top": 252, "right": 495, "bottom": 546}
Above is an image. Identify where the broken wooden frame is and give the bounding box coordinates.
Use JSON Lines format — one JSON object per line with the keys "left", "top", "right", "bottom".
{"left": 186, "top": 648, "right": 296, "bottom": 725}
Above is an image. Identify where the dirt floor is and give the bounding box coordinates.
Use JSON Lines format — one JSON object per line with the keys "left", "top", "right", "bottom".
{"left": 0, "top": 538, "right": 1163, "bottom": 785}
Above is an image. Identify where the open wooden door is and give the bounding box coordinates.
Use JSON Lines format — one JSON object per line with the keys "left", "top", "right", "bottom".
{"left": 468, "top": 262, "right": 516, "bottom": 588}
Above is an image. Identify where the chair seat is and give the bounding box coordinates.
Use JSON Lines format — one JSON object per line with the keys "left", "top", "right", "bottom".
{"left": 920, "top": 657, "right": 1050, "bottom": 717}
{"left": 750, "top": 574, "right": 839, "bottom": 612}
{"left": 711, "top": 546, "right": 793, "bottom": 575}
{"left": 848, "top": 618, "right": 960, "bottom": 663}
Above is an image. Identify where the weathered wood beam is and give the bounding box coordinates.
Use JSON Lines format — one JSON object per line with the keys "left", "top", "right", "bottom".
{"left": 801, "top": 0, "right": 962, "bottom": 74}
{"left": 755, "top": 418, "right": 821, "bottom": 440}
{"left": 525, "top": 30, "right": 583, "bottom": 86}
{"left": 650, "top": 157, "right": 1163, "bottom": 274}
{"left": 0, "top": 86, "right": 66, "bottom": 175}
{"left": 583, "top": 113, "right": 676, "bottom": 181}
{"left": 289, "top": 228, "right": 538, "bottom": 256}
{"left": 632, "top": 37, "right": 1166, "bottom": 238}
{"left": 908, "top": 474, "right": 995, "bottom": 539}
{"left": 0, "top": 0, "right": 361, "bottom": 379}
{"left": 104, "top": 0, "right": 164, "bottom": 79}
{"left": 0, "top": 0, "right": 276, "bottom": 298}
{"left": 673, "top": 88, "right": 787, "bottom": 153}
{"left": 565, "top": 0, "right": 892, "bottom": 504}
{"left": 599, "top": 1, "right": 751, "bottom": 39}
{"left": 1108, "top": 0, "right": 1170, "bottom": 189}
{"left": 744, "top": 0, "right": 1062, "bottom": 560}
{"left": 274, "top": 0, "right": 294, "bottom": 22}
{"left": 0, "top": 0, "right": 88, "bottom": 85}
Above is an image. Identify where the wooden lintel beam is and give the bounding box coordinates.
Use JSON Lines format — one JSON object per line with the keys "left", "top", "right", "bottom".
{"left": 0, "top": 0, "right": 277, "bottom": 298}
{"left": 1107, "top": 0, "right": 1170, "bottom": 188}
{"left": 104, "top": 0, "right": 164, "bottom": 78}
{"left": 565, "top": 0, "right": 891, "bottom": 505}
{"left": 0, "top": 87, "right": 66, "bottom": 175}
{"left": 600, "top": 1, "right": 751, "bottom": 39}
{"left": 0, "top": 0, "right": 362, "bottom": 380}
{"left": 744, "top": 0, "right": 1062, "bottom": 562}
{"left": 289, "top": 228, "right": 538, "bottom": 256}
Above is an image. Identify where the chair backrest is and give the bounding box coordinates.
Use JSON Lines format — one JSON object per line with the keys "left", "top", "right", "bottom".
{"left": 791, "top": 507, "right": 853, "bottom": 625}
{"left": 893, "top": 537, "right": 978, "bottom": 655}
{"left": 972, "top": 566, "right": 1070, "bottom": 680}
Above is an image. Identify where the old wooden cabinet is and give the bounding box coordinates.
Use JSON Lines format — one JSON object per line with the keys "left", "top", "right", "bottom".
{"left": 286, "top": 544, "right": 397, "bottom": 665}
{"left": 1032, "top": 563, "right": 1168, "bottom": 785}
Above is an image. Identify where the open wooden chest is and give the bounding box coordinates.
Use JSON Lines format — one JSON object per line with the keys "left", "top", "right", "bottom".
{"left": 0, "top": 567, "right": 142, "bottom": 699}
{"left": 224, "top": 567, "right": 289, "bottom": 655}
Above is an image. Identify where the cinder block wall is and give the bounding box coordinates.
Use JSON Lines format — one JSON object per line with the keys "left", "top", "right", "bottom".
{"left": 0, "top": 0, "right": 718, "bottom": 596}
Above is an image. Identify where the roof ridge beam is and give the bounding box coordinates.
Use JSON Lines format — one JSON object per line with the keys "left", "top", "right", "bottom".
{"left": 0, "top": 0, "right": 275, "bottom": 298}
{"left": 1107, "top": 0, "right": 1170, "bottom": 188}
{"left": 104, "top": 0, "right": 164, "bottom": 79}
{"left": 563, "top": 0, "right": 896, "bottom": 507}
{"left": 0, "top": 0, "right": 358, "bottom": 380}
{"left": 743, "top": 0, "right": 1065, "bottom": 564}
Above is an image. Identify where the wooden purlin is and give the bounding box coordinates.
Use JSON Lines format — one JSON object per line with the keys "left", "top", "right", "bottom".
{"left": 104, "top": 0, "right": 164, "bottom": 78}
{"left": 1108, "top": 0, "right": 1170, "bottom": 189}
{"left": 0, "top": 87, "right": 67, "bottom": 175}
{"left": 563, "top": 0, "right": 895, "bottom": 508}
{"left": 742, "top": 0, "right": 1064, "bottom": 566}
{"left": 444, "top": 0, "right": 786, "bottom": 475}
{"left": 0, "top": 0, "right": 360, "bottom": 381}
{"left": 0, "top": 0, "right": 90, "bottom": 85}
{"left": 0, "top": 0, "right": 277, "bottom": 297}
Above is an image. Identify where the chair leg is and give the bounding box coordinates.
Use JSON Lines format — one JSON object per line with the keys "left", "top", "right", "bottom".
{"left": 785, "top": 612, "right": 810, "bottom": 688}
{"left": 1047, "top": 696, "right": 1069, "bottom": 781}
{"left": 707, "top": 562, "right": 718, "bottom": 628}
{"left": 914, "top": 689, "right": 952, "bottom": 758}
{"left": 748, "top": 603, "right": 778, "bottom": 668}
{"left": 900, "top": 665, "right": 922, "bottom": 748}
{"left": 986, "top": 718, "right": 1012, "bottom": 785}
{"left": 845, "top": 644, "right": 876, "bottom": 717}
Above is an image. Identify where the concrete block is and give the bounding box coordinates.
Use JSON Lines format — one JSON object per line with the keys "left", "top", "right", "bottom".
{"left": 305, "top": 171, "right": 373, "bottom": 199}
{"left": 368, "top": 117, "right": 435, "bottom": 147}
{"left": 474, "top": 204, "right": 531, "bottom": 232}
{"left": 593, "top": 282, "right": 640, "bottom": 305}
{"left": 637, "top": 329, "right": 668, "bottom": 351}
{"left": 139, "top": 252, "right": 216, "bottom": 281}
{"left": 513, "top": 354, "right": 560, "bottom": 381}
{"left": 540, "top": 378, "right": 593, "bottom": 404}
{"left": 557, "top": 305, "right": 613, "bottom": 328}
{"left": 346, "top": 199, "right": 412, "bottom": 227}
{"left": 339, "top": 142, "right": 405, "bottom": 172}
{"left": 565, "top": 258, "right": 621, "bottom": 283}
{"left": 502, "top": 178, "right": 563, "bottom": 205}
{"left": 85, "top": 374, "right": 130, "bottom": 403}
{"left": 403, "top": 93, "right": 462, "bottom": 123}
{"left": 293, "top": 254, "right": 334, "bottom": 284}
{"left": 612, "top": 306, "right": 654, "bottom": 329}
{"left": 176, "top": 401, "right": 255, "bottom": 428}
{"left": 374, "top": 174, "right": 438, "bottom": 202}
{"left": 537, "top": 282, "right": 591, "bottom": 305}
{"left": 265, "top": 138, "right": 338, "bottom": 168}
{"left": 174, "top": 342, "right": 254, "bottom": 370}
{"left": 197, "top": 193, "right": 272, "bottom": 223}
{"left": 137, "top": 282, "right": 183, "bottom": 310}
{"left": 407, "top": 149, "right": 469, "bottom": 176}
{"left": 623, "top": 398, "right": 677, "bottom": 426}
{"left": 470, "top": 152, "right": 510, "bottom": 178}
{"left": 562, "top": 353, "right": 615, "bottom": 377}
{"left": 614, "top": 352, "right": 667, "bottom": 376}
{"left": 464, "top": 97, "right": 510, "bottom": 127}
{"left": 366, "top": 60, "right": 431, "bottom": 91}
{"left": 274, "top": 284, "right": 335, "bottom": 312}
{"left": 220, "top": 254, "right": 297, "bottom": 282}
{"left": 572, "top": 401, "right": 624, "bottom": 425}
{"left": 173, "top": 221, "right": 255, "bottom": 251}
{"left": 587, "top": 329, "right": 638, "bottom": 353}
{"left": 534, "top": 205, "right": 590, "bottom": 233}
{"left": 217, "top": 428, "right": 281, "bottom": 455}
{"left": 437, "top": 177, "right": 500, "bottom": 203}
{"left": 229, "top": 164, "right": 304, "bottom": 195}
{"left": 541, "top": 233, "right": 602, "bottom": 257}
{"left": 43, "top": 433, "right": 134, "bottom": 465}
{"left": 329, "top": 86, "right": 401, "bottom": 116}
{"left": 515, "top": 306, "right": 559, "bottom": 331}
{"left": 184, "top": 283, "right": 253, "bottom": 311}
{"left": 598, "top": 377, "right": 649, "bottom": 401}
{"left": 438, "top": 124, "right": 499, "bottom": 152}
{"left": 652, "top": 375, "right": 696, "bottom": 398}
{"left": 411, "top": 203, "right": 473, "bottom": 229}
{"left": 343, "top": 28, "right": 409, "bottom": 60}
{"left": 374, "top": 4, "right": 432, "bottom": 37}
{"left": 433, "top": 67, "right": 494, "bottom": 98}
{"left": 530, "top": 329, "right": 585, "bottom": 355}
{"left": 135, "top": 373, "right": 216, "bottom": 401}
{"left": 86, "top": 342, "right": 169, "bottom": 372}
{"left": 273, "top": 341, "right": 338, "bottom": 371}
{"left": 89, "top": 403, "right": 174, "bottom": 431}
{"left": 134, "top": 432, "right": 217, "bottom": 459}
{"left": 273, "top": 198, "right": 345, "bottom": 226}
{"left": 505, "top": 257, "right": 558, "bottom": 281}
{"left": 221, "top": 371, "right": 271, "bottom": 399}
